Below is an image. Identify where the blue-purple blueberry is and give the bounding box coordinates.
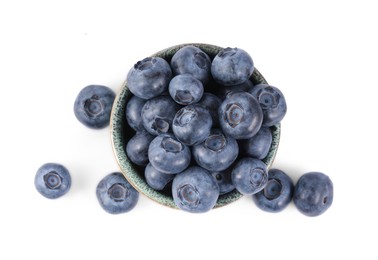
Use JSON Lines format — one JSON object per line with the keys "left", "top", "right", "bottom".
{"left": 253, "top": 169, "right": 294, "bottom": 212}
{"left": 126, "top": 131, "right": 155, "bottom": 166}
{"left": 198, "top": 92, "right": 222, "bottom": 127}
{"left": 211, "top": 47, "right": 254, "bottom": 86}
{"left": 127, "top": 57, "right": 172, "bottom": 99}
{"left": 126, "top": 95, "right": 147, "bottom": 131}
{"left": 35, "top": 163, "right": 71, "bottom": 199}
{"left": 241, "top": 127, "right": 272, "bottom": 159}
{"left": 211, "top": 166, "right": 235, "bottom": 195}
{"left": 192, "top": 128, "right": 238, "bottom": 171}
{"left": 148, "top": 133, "right": 191, "bottom": 174}
{"left": 170, "top": 45, "right": 212, "bottom": 84}
{"left": 293, "top": 172, "right": 333, "bottom": 217}
{"left": 172, "top": 104, "right": 212, "bottom": 146}
{"left": 144, "top": 163, "right": 175, "bottom": 191}
{"left": 249, "top": 84, "right": 287, "bottom": 127}
{"left": 172, "top": 166, "right": 219, "bottom": 213}
{"left": 74, "top": 85, "right": 115, "bottom": 129}
{"left": 218, "top": 91, "right": 263, "bottom": 140}
{"left": 169, "top": 74, "right": 204, "bottom": 105}
{"left": 141, "top": 95, "right": 180, "bottom": 136}
{"left": 231, "top": 157, "right": 268, "bottom": 195}
{"left": 96, "top": 172, "right": 139, "bottom": 214}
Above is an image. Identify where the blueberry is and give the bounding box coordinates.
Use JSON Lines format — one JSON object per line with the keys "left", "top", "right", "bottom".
{"left": 169, "top": 74, "right": 204, "bottom": 105}
{"left": 172, "top": 104, "right": 212, "bottom": 146}
{"left": 144, "top": 163, "right": 175, "bottom": 190}
{"left": 197, "top": 92, "right": 222, "bottom": 127}
{"left": 231, "top": 157, "right": 268, "bottom": 195}
{"left": 211, "top": 166, "right": 235, "bottom": 195}
{"left": 74, "top": 85, "right": 116, "bottom": 129}
{"left": 126, "top": 131, "right": 155, "bottom": 166}
{"left": 170, "top": 45, "right": 212, "bottom": 84}
{"left": 127, "top": 57, "right": 172, "bottom": 99}
{"left": 148, "top": 133, "right": 191, "bottom": 174}
{"left": 218, "top": 91, "right": 263, "bottom": 140}
{"left": 141, "top": 95, "right": 180, "bottom": 136}
{"left": 192, "top": 128, "right": 238, "bottom": 171}
{"left": 248, "top": 84, "right": 287, "bottom": 127}
{"left": 35, "top": 163, "right": 71, "bottom": 199}
{"left": 253, "top": 169, "right": 294, "bottom": 212}
{"left": 172, "top": 166, "right": 219, "bottom": 213}
{"left": 293, "top": 172, "right": 333, "bottom": 217}
{"left": 241, "top": 127, "right": 272, "bottom": 160}
{"left": 211, "top": 47, "right": 254, "bottom": 86}
{"left": 216, "top": 79, "right": 254, "bottom": 100}
{"left": 96, "top": 172, "right": 139, "bottom": 214}
{"left": 126, "top": 95, "right": 147, "bottom": 131}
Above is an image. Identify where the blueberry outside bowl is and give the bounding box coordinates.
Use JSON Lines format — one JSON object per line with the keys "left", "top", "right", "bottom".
{"left": 110, "top": 43, "right": 281, "bottom": 209}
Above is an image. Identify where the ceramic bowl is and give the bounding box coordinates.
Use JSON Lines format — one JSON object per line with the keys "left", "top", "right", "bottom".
{"left": 110, "top": 43, "right": 280, "bottom": 209}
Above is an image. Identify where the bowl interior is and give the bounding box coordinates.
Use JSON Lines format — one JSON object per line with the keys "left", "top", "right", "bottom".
{"left": 110, "top": 43, "right": 281, "bottom": 209}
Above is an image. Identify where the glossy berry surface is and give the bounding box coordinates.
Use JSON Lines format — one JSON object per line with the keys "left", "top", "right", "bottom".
{"left": 141, "top": 95, "right": 180, "bottom": 136}
{"left": 96, "top": 172, "right": 139, "bottom": 214}
{"left": 231, "top": 157, "right": 268, "bottom": 195}
{"left": 293, "top": 172, "right": 333, "bottom": 217}
{"left": 148, "top": 133, "right": 191, "bottom": 174}
{"left": 126, "top": 95, "right": 146, "bottom": 131}
{"left": 216, "top": 79, "right": 254, "bottom": 100}
{"left": 126, "top": 131, "right": 155, "bottom": 166}
{"left": 218, "top": 91, "right": 263, "bottom": 140}
{"left": 241, "top": 127, "right": 272, "bottom": 159}
{"left": 35, "top": 163, "right": 71, "bottom": 199}
{"left": 253, "top": 169, "right": 294, "bottom": 212}
{"left": 169, "top": 74, "right": 204, "bottom": 105}
{"left": 172, "top": 166, "right": 219, "bottom": 213}
{"left": 211, "top": 166, "right": 235, "bottom": 195}
{"left": 170, "top": 45, "right": 212, "bottom": 84}
{"left": 192, "top": 128, "right": 238, "bottom": 171}
{"left": 74, "top": 85, "right": 116, "bottom": 129}
{"left": 172, "top": 104, "right": 212, "bottom": 146}
{"left": 144, "top": 163, "right": 175, "bottom": 190}
{"left": 211, "top": 47, "right": 254, "bottom": 86}
{"left": 127, "top": 57, "right": 172, "bottom": 99}
{"left": 249, "top": 84, "right": 287, "bottom": 127}
{"left": 197, "top": 92, "right": 222, "bottom": 127}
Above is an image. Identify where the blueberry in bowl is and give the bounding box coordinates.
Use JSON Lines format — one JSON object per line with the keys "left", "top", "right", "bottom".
{"left": 110, "top": 43, "right": 281, "bottom": 210}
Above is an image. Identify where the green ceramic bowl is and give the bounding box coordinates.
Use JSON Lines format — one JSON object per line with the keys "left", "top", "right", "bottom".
{"left": 110, "top": 43, "right": 280, "bottom": 209}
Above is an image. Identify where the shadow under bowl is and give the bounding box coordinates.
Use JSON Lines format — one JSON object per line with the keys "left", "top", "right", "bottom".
{"left": 110, "top": 43, "right": 281, "bottom": 209}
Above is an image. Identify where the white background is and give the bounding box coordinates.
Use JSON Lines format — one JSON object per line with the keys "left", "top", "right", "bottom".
{"left": 1, "top": 0, "right": 376, "bottom": 259}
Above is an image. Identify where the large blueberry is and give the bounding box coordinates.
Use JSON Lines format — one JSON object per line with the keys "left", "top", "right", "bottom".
{"left": 197, "top": 92, "right": 222, "bottom": 127}
{"left": 172, "top": 104, "right": 212, "bottom": 146}
{"left": 293, "top": 172, "right": 333, "bottom": 217}
{"left": 141, "top": 95, "right": 180, "bottom": 136}
{"left": 211, "top": 166, "right": 235, "bottom": 195}
{"left": 169, "top": 74, "right": 204, "bottom": 105}
{"left": 248, "top": 84, "right": 287, "bottom": 127}
{"left": 35, "top": 163, "right": 71, "bottom": 199}
{"left": 74, "top": 85, "right": 116, "bottom": 129}
{"left": 231, "top": 157, "right": 268, "bottom": 195}
{"left": 126, "top": 131, "right": 155, "bottom": 166}
{"left": 148, "top": 133, "right": 191, "bottom": 174}
{"left": 170, "top": 45, "right": 212, "bottom": 84}
{"left": 211, "top": 47, "right": 254, "bottom": 86}
{"left": 127, "top": 57, "right": 172, "bottom": 99}
{"left": 96, "top": 172, "right": 139, "bottom": 214}
{"left": 172, "top": 166, "right": 219, "bottom": 213}
{"left": 240, "top": 127, "right": 272, "bottom": 160}
{"left": 192, "top": 128, "right": 238, "bottom": 171}
{"left": 253, "top": 169, "right": 294, "bottom": 213}
{"left": 126, "top": 95, "right": 146, "bottom": 131}
{"left": 144, "top": 163, "right": 175, "bottom": 191}
{"left": 218, "top": 91, "right": 263, "bottom": 140}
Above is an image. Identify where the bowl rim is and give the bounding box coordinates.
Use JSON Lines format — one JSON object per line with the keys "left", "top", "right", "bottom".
{"left": 110, "top": 43, "right": 281, "bottom": 209}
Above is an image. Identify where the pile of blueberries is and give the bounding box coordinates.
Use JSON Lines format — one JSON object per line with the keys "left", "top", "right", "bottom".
{"left": 34, "top": 45, "right": 333, "bottom": 217}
